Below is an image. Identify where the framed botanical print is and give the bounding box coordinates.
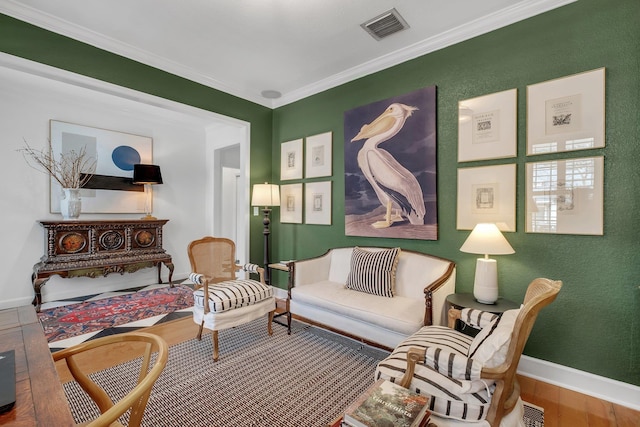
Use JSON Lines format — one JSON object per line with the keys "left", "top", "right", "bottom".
{"left": 280, "top": 183, "right": 303, "bottom": 224}
{"left": 526, "top": 156, "right": 603, "bottom": 235}
{"left": 305, "top": 181, "right": 331, "bottom": 225}
{"left": 305, "top": 131, "right": 332, "bottom": 178}
{"left": 280, "top": 138, "right": 303, "bottom": 180}
{"left": 527, "top": 68, "right": 605, "bottom": 155}
{"left": 458, "top": 88, "right": 517, "bottom": 162}
{"left": 457, "top": 164, "right": 516, "bottom": 231}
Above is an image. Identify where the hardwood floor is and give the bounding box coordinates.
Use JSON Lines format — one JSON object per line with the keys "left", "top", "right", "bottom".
{"left": 55, "top": 317, "right": 640, "bottom": 426}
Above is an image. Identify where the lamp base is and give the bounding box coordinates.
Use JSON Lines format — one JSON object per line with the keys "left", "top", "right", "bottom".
{"left": 140, "top": 214, "right": 158, "bottom": 220}
{"left": 473, "top": 258, "right": 499, "bottom": 304}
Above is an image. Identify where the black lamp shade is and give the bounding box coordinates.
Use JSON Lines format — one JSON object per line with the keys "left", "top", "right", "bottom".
{"left": 133, "top": 164, "right": 163, "bottom": 185}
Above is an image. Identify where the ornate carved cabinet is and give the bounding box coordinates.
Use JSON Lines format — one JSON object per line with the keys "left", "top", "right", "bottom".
{"left": 32, "top": 219, "right": 174, "bottom": 311}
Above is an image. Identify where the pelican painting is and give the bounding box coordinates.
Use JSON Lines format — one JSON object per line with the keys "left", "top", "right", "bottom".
{"left": 351, "top": 103, "right": 425, "bottom": 228}
{"left": 344, "top": 86, "right": 437, "bottom": 240}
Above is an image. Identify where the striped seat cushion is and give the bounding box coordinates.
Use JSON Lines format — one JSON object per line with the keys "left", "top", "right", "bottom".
{"left": 193, "top": 279, "right": 273, "bottom": 313}
{"left": 345, "top": 247, "right": 400, "bottom": 297}
{"left": 376, "top": 325, "right": 494, "bottom": 422}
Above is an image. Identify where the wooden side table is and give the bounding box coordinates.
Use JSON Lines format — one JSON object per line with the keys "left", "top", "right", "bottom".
{"left": 268, "top": 262, "right": 293, "bottom": 334}
{"left": 446, "top": 293, "right": 519, "bottom": 335}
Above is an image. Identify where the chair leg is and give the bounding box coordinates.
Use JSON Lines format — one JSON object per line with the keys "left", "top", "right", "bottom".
{"left": 267, "top": 310, "right": 274, "bottom": 336}
{"left": 212, "top": 330, "right": 219, "bottom": 362}
{"left": 196, "top": 321, "right": 204, "bottom": 341}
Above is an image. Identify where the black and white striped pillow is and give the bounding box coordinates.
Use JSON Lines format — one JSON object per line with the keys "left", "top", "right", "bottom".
{"left": 345, "top": 247, "right": 400, "bottom": 297}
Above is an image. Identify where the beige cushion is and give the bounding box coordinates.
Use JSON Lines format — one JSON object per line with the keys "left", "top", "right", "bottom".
{"left": 468, "top": 308, "right": 520, "bottom": 368}
{"left": 345, "top": 247, "right": 400, "bottom": 297}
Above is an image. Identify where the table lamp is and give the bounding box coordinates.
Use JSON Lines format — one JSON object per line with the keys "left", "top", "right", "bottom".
{"left": 251, "top": 182, "right": 280, "bottom": 284}
{"left": 460, "top": 223, "right": 514, "bottom": 304}
{"left": 132, "top": 164, "right": 163, "bottom": 220}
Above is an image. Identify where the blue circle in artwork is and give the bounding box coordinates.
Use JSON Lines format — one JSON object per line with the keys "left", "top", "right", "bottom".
{"left": 112, "top": 146, "right": 141, "bottom": 171}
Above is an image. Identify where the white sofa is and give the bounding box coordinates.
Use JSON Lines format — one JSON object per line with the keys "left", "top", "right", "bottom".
{"left": 288, "top": 247, "right": 456, "bottom": 349}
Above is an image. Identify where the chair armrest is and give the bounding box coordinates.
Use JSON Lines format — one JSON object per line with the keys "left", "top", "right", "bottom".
{"left": 399, "top": 347, "right": 426, "bottom": 388}
{"left": 236, "top": 263, "right": 265, "bottom": 284}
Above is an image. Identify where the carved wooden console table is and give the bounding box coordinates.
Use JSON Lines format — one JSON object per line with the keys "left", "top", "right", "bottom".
{"left": 32, "top": 219, "right": 174, "bottom": 311}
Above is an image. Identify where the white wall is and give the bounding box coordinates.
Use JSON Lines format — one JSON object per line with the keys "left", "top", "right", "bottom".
{"left": 0, "top": 56, "right": 245, "bottom": 309}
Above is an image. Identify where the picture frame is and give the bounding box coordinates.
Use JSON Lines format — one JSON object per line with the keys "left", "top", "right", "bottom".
{"left": 458, "top": 88, "right": 517, "bottom": 162}
{"left": 280, "top": 138, "right": 303, "bottom": 180}
{"left": 279, "top": 183, "right": 303, "bottom": 224}
{"left": 305, "top": 181, "right": 331, "bottom": 225}
{"left": 527, "top": 68, "right": 605, "bottom": 155}
{"left": 457, "top": 163, "right": 516, "bottom": 231}
{"left": 526, "top": 156, "right": 603, "bottom": 235}
{"left": 50, "top": 120, "right": 152, "bottom": 214}
{"left": 343, "top": 86, "right": 438, "bottom": 240}
{"left": 305, "top": 131, "right": 332, "bottom": 178}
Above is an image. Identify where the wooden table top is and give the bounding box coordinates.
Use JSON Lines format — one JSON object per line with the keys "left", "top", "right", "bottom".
{"left": 0, "top": 306, "right": 74, "bottom": 426}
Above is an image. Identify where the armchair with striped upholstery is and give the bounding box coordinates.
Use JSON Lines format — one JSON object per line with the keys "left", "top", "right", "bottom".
{"left": 376, "top": 278, "right": 562, "bottom": 426}
{"left": 187, "top": 236, "right": 276, "bottom": 361}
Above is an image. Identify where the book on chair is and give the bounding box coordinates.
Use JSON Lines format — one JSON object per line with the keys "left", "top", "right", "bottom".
{"left": 343, "top": 379, "right": 431, "bottom": 427}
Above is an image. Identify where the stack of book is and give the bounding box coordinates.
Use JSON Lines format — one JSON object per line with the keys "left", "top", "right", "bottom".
{"left": 341, "top": 379, "right": 432, "bottom": 427}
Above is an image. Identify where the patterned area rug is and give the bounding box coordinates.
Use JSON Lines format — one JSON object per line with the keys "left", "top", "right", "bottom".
{"left": 62, "top": 319, "right": 544, "bottom": 427}
{"left": 38, "top": 285, "right": 193, "bottom": 343}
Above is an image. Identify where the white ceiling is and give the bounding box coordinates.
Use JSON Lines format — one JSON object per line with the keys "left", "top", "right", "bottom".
{"left": 0, "top": 0, "right": 574, "bottom": 108}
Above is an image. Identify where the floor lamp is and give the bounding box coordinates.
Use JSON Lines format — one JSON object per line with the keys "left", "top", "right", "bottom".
{"left": 460, "top": 223, "right": 515, "bottom": 304}
{"left": 251, "top": 182, "right": 280, "bottom": 285}
{"left": 132, "top": 164, "right": 163, "bottom": 220}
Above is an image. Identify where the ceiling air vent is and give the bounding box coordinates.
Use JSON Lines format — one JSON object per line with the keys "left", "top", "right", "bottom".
{"left": 361, "top": 8, "right": 409, "bottom": 41}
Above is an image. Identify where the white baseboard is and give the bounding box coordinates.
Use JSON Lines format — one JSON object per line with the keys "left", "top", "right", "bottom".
{"left": 518, "top": 355, "right": 640, "bottom": 411}
{"left": 273, "top": 287, "right": 288, "bottom": 299}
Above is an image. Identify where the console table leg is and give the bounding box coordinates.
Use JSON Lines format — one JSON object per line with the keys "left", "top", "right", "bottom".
{"left": 163, "top": 261, "right": 175, "bottom": 287}
{"left": 32, "top": 276, "right": 49, "bottom": 313}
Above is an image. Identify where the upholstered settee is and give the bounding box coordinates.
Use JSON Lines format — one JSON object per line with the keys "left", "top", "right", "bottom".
{"left": 288, "top": 246, "right": 456, "bottom": 349}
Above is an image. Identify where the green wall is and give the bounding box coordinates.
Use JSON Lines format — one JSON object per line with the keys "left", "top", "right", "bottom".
{"left": 0, "top": 13, "right": 273, "bottom": 265}
{"left": 271, "top": 0, "right": 640, "bottom": 386}
{"left": 1, "top": 0, "right": 638, "bottom": 386}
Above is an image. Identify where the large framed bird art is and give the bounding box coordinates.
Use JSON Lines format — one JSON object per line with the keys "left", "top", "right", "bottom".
{"left": 344, "top": 86, "right": 437, "bottom": 240}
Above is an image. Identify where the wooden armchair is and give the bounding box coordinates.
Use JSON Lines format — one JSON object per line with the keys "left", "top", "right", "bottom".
{"left": 188, "top": 236, "right": 276, "bottom": 361}
{"left": 53, "top": 332, "right": 168, "bottom": 427}
{"left": 378, "top": 278, "right": 562, "bottom": 426}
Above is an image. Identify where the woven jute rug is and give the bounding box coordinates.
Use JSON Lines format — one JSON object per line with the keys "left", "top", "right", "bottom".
{"left": 62, "top": 319, "right": 544, "bottom": 426}
{"left": 63, "top": 319, "right": 388, "bottom": 426}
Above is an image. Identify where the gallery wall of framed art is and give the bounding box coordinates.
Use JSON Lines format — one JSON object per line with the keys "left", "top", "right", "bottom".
{"left": 456, "top": 67, "right": 606, "bottom": 236}
{"left": 279, "top": 132, "right": 333, "bottom": 225}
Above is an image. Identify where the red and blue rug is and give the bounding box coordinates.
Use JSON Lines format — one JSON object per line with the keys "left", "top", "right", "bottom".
{"left": 38, "top": 284, "right": 193, "bottom": 350}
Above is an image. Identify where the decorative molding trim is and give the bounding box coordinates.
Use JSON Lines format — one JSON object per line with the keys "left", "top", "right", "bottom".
{"left": 518, "top": 355, "right": 640, "bottom": 411}
{"left": 1, "top": 0, "right": 577, "bottom": 108}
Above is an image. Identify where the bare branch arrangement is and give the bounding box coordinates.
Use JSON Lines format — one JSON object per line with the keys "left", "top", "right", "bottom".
{"left": 18, "top": 140, "right": 97, "bottom": 189}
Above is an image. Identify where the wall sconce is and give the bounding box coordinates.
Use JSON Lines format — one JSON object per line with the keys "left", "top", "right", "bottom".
{"left": 460, "top": 223, "right": 515, "bottom": 304}
{"left": 251, "top": 182, "right": 280, "bottom": 284}
{"left": 133, "top": 164, "right": 163, "bottom": 220}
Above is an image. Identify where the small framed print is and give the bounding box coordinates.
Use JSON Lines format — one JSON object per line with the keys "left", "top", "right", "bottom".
{"left": 457, "top": 164, "right": 516, "bottom": 231}
{"left": 458, "top": 89, "right": 517, "bottom": 162}
{"left": 280, "top": 138, "right": 303, "bottom": 180}
{"left": 305, "top": 131, "right": 332, "bottom": 178}
{"left": 305, "top": 181, "right": 331, "bottom": 225}
{"left": 526, "top": 156, "right": 603, "bottom": 235}
{"left": 527, "top": 68, "right": 605, "bottom": 155}
{"left": 280, "top": 183, "right": 303, "bottom": 224}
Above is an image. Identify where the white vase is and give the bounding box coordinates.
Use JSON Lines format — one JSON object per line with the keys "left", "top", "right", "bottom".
{"left": 60, "top": 188, "right": 82, "bottom": 220}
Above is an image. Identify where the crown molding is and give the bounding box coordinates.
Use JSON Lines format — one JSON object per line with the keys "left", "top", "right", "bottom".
{"left": 0, "top": 0, "right": 576, "bottom": 109}
{"left": 273, "top": 0, "right": 577, "bottom": 107}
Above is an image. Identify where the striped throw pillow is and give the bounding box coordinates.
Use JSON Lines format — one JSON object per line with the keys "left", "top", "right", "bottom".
{"left": 345, "top": 247, "right": 400, "bottom": 297}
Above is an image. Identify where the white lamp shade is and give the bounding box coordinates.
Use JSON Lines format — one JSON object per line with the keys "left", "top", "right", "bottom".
{"left": 460, "top": 223, "right": 515, "bottom": 256}
{"left": 252, "top": 183, "right": 280, "bottom": 207}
